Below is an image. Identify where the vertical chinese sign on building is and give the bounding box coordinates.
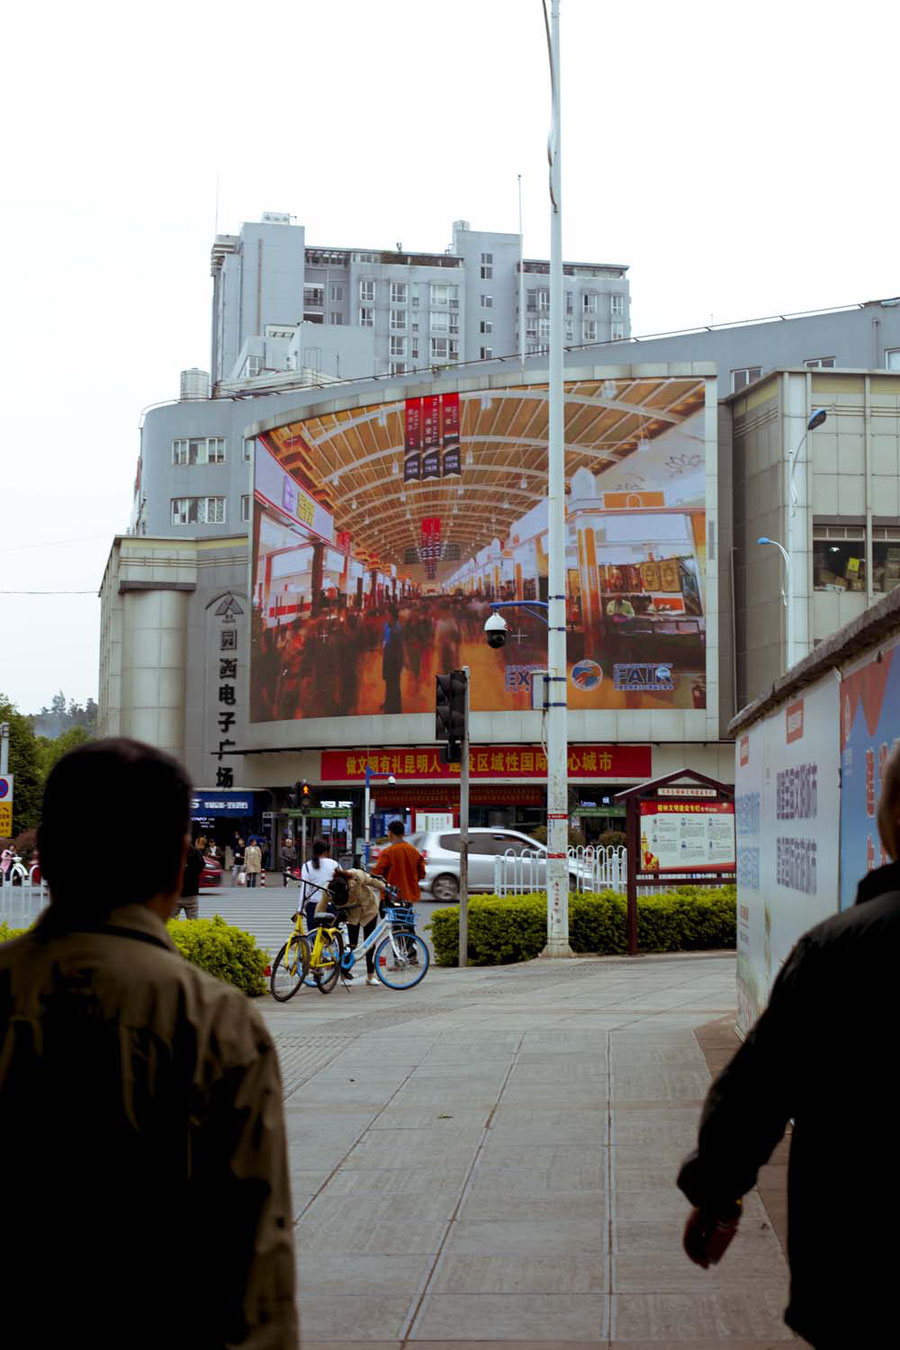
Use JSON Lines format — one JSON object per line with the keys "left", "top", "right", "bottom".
{"left": 404, "top": 398, "right": 422, "bottom": 481}
{"left": 212, "top": 593, "right": 244, "bottom": 788}
{"left": 421, "top": 518, "right": 442, "bottom": 580}
{"left": 422, "top": 394, "right": 441, "bottom": 480}
{"left": 442, "top": 392, "right": 461, "bottom": 477}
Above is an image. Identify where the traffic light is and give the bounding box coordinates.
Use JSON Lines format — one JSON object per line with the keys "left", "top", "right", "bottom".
{"left": 294, "top": 781, "right": 312, "bottom": 814}
{"left": 435, "top": 670, "right": 467, "bottom": 761}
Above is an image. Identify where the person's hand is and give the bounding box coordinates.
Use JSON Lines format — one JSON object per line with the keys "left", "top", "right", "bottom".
{"left": 682, "top": 1203, "right": 741, "bottom": 1269}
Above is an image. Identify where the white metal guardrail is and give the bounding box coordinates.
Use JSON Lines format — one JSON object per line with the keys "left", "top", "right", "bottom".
{"left": 493, "top": 845, "right": 628, "bottom": 896}
{"left": 0, "top": 866, "right": 49, "bottom": 928}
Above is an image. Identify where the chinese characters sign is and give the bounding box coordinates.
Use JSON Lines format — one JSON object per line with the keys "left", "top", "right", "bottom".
{"left": 639, "top": 800, "right": 735, "bottom": 872}
{"left": 321, "top": 744, "right": 651, "bottom": 782}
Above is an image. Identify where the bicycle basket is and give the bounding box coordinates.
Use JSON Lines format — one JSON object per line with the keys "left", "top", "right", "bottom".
{"left": 385, "top": 905, "right": 416, "bottom": 927}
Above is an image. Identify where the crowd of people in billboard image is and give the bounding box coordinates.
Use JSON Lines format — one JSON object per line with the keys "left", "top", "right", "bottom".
{"left": 250, "top": 592, "right": 497, "bottom": 722}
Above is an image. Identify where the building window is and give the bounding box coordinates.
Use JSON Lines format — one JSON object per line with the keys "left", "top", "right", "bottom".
{"left": 480, "top": 252, "right": 493, "bottom": 265}
{"left": 411, "top": 340, "right": 419, "bottom": 359}
{"left": 480, "top": 320, "right": 493, "bottom": 334}
{"left": 813, "top": 524, "right": 865, "bottom": 591}
{"left": 172, "top": 437, "right": 226, "bottom": 466}
{"left": 240, "top": 494, "right": 250, "bottom": 522}
{"left": 565, "top": 320, "right": 574, "bottom": 343}
{"left": 359, "top": 306, "right": 374, "bottom": 327}
{"left": 303, "top": 284, "right": 324, "bottom": 308}
{"left": 886, "top": 349, "right": 900, "bottom": 371}
{"left": 449, "top": 340, "right": 459, "bottom": 360}
{"left": 526, "top": 317, "right": 538, "bottom": 338}
{"left": 390, "top": 282, "right": 408, "bottom": 305}
{"left": 244, "top": 354, "right": 262, "bottom": 378}
{"left": 359, "top": 279, "right": 376, "bottom": 303}
{"left": 805, "top": 357, "right": 835, "bottom": 369}
{"left": 539, "top": 317, "right": 550, "bottom": 342}
{"left": 242, "top": 440, "right": 252, "bottom": 462}
{"left": 329, "top": 283, "right": 344, "bottom": 302}
{"left": 481, "top": 295, "right": 493, "bottom": 309}
{"left": 431, "top": 310, "right": 449, "bottom": 333}
{"left": 389, "top": 361, "right": 407, "bottom": 376}
{"left": 430, "top": 283, "right": 458, "bottom": 307}
{"left": 480, "top": 252, "right": 493, "bottom": 280}
{"left": 538, "top": 289, "right": 550, "bottom": 313}
{"left": 582, "top": 293, "right": 598, "bottom": 314}
{"left": 583, "top": 319, "right": 598, "bottom": 342}
{"left": 565, "top": 292, "right": 574, "bottom": 316}
{"left": 611, "top": 293, "right": 625, "bottom": 317}
{"left": 480, "top": 347, "right": 493, "bottom": 360}
{"left": 731, "top": 366, "right": 762, "bottom": 392}
{"left": 611, "top": 322, "right": 625, "bottom": 341}
{"left": 390, "top": 335, "right": 406, "bottom": 357}
{"left": 390, "top": 309, "right": 407, "bottom": 331}
{"left": 874, "top": 527, "right": 900, "bottom": 592}
{"left": 329, "top": 312, "right": 344, "bottom": 325}
{"left": 430, "top": 337, "right": 449, "bottom": 360}
{"left": 171, "top": 496, "right": 226, "bottom": 525}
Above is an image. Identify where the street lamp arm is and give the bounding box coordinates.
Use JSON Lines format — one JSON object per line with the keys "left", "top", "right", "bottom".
{"left": 490, "top": 599, "right": 550, "bottom": 626}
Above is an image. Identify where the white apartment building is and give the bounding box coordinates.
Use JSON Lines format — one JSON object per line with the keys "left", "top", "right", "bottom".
{"left": 210, "top": 213, "right": 631, "bottom": 388}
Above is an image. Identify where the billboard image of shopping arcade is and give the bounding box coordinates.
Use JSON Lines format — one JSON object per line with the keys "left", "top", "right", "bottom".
{"left": 249, "top": 375, "right": 712, "bottom": 723}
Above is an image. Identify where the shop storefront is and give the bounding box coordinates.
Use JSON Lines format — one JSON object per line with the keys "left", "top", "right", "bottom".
{"left": 190, "top": 790, "right": 267, "bottom": 859}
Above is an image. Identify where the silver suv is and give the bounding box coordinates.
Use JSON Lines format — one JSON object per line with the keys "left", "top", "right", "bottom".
{"left": 409, "top": 828, "right": 583, "bottom": 902}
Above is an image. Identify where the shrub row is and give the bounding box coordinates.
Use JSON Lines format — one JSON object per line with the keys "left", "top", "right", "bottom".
{"left": 0, "top": 915, "right": 267, "bottom": 996}
{"left": 427, "top": 885, "right": 736, "bottom": 966}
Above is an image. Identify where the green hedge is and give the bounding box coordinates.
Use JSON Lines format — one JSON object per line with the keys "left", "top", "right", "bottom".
{"left": 428, "top": 885, "right": 736, "bottom": 966}
{"left": 166, "top": 915, "right": 267, "bottom": 996}
{"left": 0, "top": 915, "right": 267, "bottom": 997}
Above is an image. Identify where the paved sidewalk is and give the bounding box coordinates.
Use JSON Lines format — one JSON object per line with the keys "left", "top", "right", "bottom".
{"left": 261, "top": 952, "right": 795, "bottom": 1349}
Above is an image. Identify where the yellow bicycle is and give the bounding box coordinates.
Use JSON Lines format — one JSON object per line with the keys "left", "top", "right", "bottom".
{"left": 269, "top": 911, "right": 312, "bottom": 1001}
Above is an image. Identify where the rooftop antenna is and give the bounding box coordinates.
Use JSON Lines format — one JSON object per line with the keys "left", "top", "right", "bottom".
{"left": 214, "top": 171, "right": 219, "bottom": 237}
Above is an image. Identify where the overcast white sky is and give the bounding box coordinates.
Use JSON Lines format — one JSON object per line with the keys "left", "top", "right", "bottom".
{"left": 1, "top": 0, "right": 896, "bottom": 713}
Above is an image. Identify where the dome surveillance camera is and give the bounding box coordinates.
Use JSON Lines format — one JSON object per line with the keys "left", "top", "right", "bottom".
{"left": 387, "top": 774, "right": 396, "bottom": 786}
{"left": 484, "top": 611, "right": 508, "bottom": 649}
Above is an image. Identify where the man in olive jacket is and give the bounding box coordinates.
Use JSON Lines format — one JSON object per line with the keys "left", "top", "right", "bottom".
{"left": 0, "top": 738, "right": 298, "bottom": 1349}
{"left": 678, "top": 744, "right": 900, "bottom": 1348}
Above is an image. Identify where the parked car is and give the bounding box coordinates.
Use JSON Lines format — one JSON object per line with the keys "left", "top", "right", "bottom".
{"left": 199, "top": 855, "right": 222, "bottom": 888}
{"left": 408, "top": 828, "right": 589, "bottom": 902}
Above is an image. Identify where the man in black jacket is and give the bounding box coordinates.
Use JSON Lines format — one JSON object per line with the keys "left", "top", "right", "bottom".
{"left": 678, "top": 744, "right": 900, "bottom": 1347}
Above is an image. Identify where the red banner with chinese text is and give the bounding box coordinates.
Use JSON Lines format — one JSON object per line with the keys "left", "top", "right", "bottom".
{"left": 423, "top": 395, "right": 441, "bottom": 448}
{"left": 321, "top": 744, "right": 651, "bottom": 782}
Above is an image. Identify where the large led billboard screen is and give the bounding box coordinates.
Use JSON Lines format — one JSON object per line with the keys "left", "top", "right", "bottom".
{"left": 250, "top": 375, "right": 711, "bottom": 723}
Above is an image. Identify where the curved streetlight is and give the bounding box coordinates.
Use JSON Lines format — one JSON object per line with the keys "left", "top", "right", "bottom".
{"left": 784, "top": 407, "right": 827, "bottom": 671}
{"left": 758, "top": 536, "right": 793, "bottom": 666}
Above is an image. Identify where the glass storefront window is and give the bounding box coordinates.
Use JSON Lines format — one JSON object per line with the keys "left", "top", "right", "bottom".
{"left": 813, "top": 539, "right": 865, "bottom": 592}
{"left": 873, "top": 540, "right": 900, "bottom": 593}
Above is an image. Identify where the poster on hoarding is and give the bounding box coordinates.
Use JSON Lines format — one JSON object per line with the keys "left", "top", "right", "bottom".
{"left": 639, "top": 800, "right": 734, "bottom": 871}
{"left": 249, "top": 376, "right": 712, "bottom": 724}
{"left": 734, "top": 676, "right": 840, "bottom": 1035}
{"left": 839, "top": 634, "right": 900, "bottom": 909}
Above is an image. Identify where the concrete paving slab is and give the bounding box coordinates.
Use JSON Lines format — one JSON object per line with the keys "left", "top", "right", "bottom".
{"left": 324, "top": 1166, "right": 473, "bottom": 1197}
{"left": 466, "top": 1161, "right": 606, "bottom": 1195}
{"left": 341, "top": 1133, "right": 481, "bottom": 1169}
{"left": 612, "top": 1247, "right": 789, "bottom": 1294}
{"left": 457, "top": 1189, "right": 607, "bottom": 1223}
{"left": 411, "top": 1292, "right": 608, "bottom": 1341}
{"left": 611, "top": 1290, "right": 795, "bottom": 1340}
{"left": 430, "top": 1253, "right": 609, "bottom": 1295}
{"left": 302, "top": 1191, "right": 462, "bottom": 1226}
{"left": 299, "top": 1294, "right": 414, "bottom": 1341}
{"left": 444, "top": 1217, "right": 607, "bottom": 1256}
{"left": 295, "top": 1215, "right": 448, "bottom": 1255}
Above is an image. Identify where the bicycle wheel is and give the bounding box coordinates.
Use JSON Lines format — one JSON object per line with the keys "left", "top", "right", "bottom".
{"left": 374, "top": 932, "right": 429, "bottom": 990}
{"left": 314, "top": 930, "right": 343, "bottom": 994}
{"left": 270, "top": 935, "right": 310, "bottom": 1002}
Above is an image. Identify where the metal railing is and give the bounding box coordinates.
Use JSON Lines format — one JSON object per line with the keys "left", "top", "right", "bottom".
{"left": 0, "top": 866, "right": 49, "bottom": 928}
{"left": 493, "top": 845, "right": 628, "bottom": 896}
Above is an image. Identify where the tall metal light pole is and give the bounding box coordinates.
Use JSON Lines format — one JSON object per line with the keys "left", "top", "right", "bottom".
{"left": 785, "top": 407, "right": 827, "bottom": 669}
{"left": 757, "top": 537, "right": 793, "bottom": 667}
{"left": 541, "top": 0, "right": 572, "bottom": 956}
